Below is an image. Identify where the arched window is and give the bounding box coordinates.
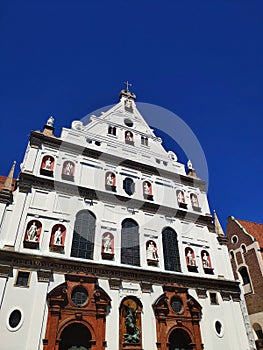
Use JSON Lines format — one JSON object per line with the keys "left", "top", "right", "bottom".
{"left": 176, "top": 190, "right": 187, "bottom": 209}
{"left": 119, "top": 296, "right": 142, "bottom": 348}
{"left": 49, "top": 224, "right": 66, "bottom": 252}
{"left": 71, "top": 210, "right": 96, "bottom": 260}
{"left": 125, "top": 131, "right": 134, "bottom": 145}
{"left": 162, "top": 227, "right": 181, "bottom": 272}
{"left": 121, "top": 219, "right": 140, "bottom": 266}
{"left": 146, "top": 240, "right": 158, "bottom": 266}
{"left": 123, "top": 177, "right": 135, "bottom": 196}
{"left": 24, "top": 220, "right": 42, "bottom": 248}
{"left": 190, "top": 193, "right": 201, "bottom": 212}
{"left": 108, "top": 126, "right": 116, "bottom": 136}
{"left": 40, "top": 155, "right": 55, "bottom": 176}
{"left": 105, "top": 172, "right": 117, "bottom": 192}
{"left": 62, "top": 161, "right": 75, "bottom": 181}
{"left": 253, "top": 323, "right": 263, "bottom": 340}
{"left": 185, "top": 247, "right": 197, "bottom": 272}
{"left": 101, "top": 232, "right": 114, "bottom": 260}
{"left": 143, "top": 181, "right": 153, "bottom": 200}
{"left": 239, "top": 266, "right": 252, "bottom": 294}
{"left": 201, "top": 250, "right": 213, "bottom": 274}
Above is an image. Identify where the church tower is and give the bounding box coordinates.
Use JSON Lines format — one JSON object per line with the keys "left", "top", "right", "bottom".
{"left": 0, "top": 88, "right": 253, "bottom": 349}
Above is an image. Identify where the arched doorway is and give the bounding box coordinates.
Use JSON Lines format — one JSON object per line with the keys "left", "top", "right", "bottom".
{"left": 169, "top": 329, "right": 192, "bottom": 350}
{"left": 59, "top": 323, "right": 91, "bottom": 350}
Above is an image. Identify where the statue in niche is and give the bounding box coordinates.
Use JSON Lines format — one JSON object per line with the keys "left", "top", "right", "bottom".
{"left": 146, "top": 241, "right": 158, "bottom": 260}
{"left": 46, "top": 116, "right": 54, "bottom": 127}
{"left": 191, "top": 194, "right": 198, "bottom": 207}
{"left": 202, "top": 252, "right": 210, "bottom": 268}
{"left": 125, "top": 132, "right": 132, "bottom": 141}
{"left": 106, "top": 173, "right": 114, "bottom": 186}
{"left": 65, "top": 162, "right": 73, "bottom": 175}
{"left": 177, "top": 190, "right": 185, "bottom": 203}
{"left": 187, "top": 250, "right": 195, "bottom": 266}
{"left": 54, "top": 227, "right": 63, "bottom": 245}
{"left": 44, "top": 157, "right": 52, "bottom": 170}
{"left": 125, "top": 99, "right": 132, "bottom": 109}
{"left": 27, "top": 222, "right": 38, "bottom": 242}
{"left": 103, "top": 233, "right": 112, "bottom": 254}
{"left": 123, "top": 304, "right": 140, "bottom": 344}
{"left": 143, "top": 182, "right": 151, "bottom": 195}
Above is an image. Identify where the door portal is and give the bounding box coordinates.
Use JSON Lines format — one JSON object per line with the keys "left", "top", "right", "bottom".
{"left": 59, "top": 323, "right": 92, "bottom": 350}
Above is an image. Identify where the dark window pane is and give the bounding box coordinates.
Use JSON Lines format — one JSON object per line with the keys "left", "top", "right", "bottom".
{"left": 162, "top": 228, "right": 181, "bottom": 272}
{"left": 71, "top": 210, "right": 96, "bottom": 260}
{"left": 71, "top": 286, "right": 88, "bottom": 307}
{"left": 121, "top": 219, "right": 140, "bottom": 266}
{"left": 16, "top": 271, "right": 29, "bottom": 287}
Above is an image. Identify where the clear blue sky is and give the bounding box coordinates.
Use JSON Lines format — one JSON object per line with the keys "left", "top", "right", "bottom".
{"left": 1, "top": 1, "right": 263, "bottom": 229}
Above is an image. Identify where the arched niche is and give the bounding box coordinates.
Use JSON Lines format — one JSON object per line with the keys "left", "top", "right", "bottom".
{"left": 119, "top": 296, "right": 143, "bottom": 350}
{"left": 101, "top": 232, "right": 114, "bottom": 260}
{"left": 201, "top": 250, "right": 214, "bottom": 274}
{"left": 43, "top": 274, "right": 111, "bottom": 350}
{"left": 143, "top": 181, "right": 153, "bottom": 201}
{"left": 153, "top": 284, "right": 203, "bottom": 350}
{"left": 190, "top": 193, "right": 201, "bottom": 212}
{"left": 49, "top": 224, "right": 66, "bottom": 253}
{"left": 146, "top": 240, "right": 158, "bottom": 266}
{"left": 105, "top": 172, "right": 117, "bottom": 192}
{"left": 62, "top": 161, "right": 75, "bottom": 181}
{"left": 40, "top": 155, "right": 55, "bottom": 176}
{"left": 125, "top": 130, "right": 134, "bottom": 145}
{"left": 185, "top": 247, "right": 198, "bottom": 272}
{"left": 23, "top": 220, "right": 42, "bottom": 249}
{"left": 176, "top": 190, "right": 187, "bottom": 209}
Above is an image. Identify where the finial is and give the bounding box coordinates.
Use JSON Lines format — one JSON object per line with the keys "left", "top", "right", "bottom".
{"left": 214, "top": 210, "right": 225, "bottom": 236}
{"left": 46, "top": 116, "right": 54, "bottom": 127}
{"left": 2, "top": 161, "right": 16, "bottom": 191}
{"left": 187, "top": 159, "right": 193, "bottom": 170}
{"left": 124, "top": 81, "right": 132, "bottom": 91}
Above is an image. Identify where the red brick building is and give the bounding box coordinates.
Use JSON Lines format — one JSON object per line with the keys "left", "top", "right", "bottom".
{"left": 226, "top": 216, "right": 263, "bottom": 349}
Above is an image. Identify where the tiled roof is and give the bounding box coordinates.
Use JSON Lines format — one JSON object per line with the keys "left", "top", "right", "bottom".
{"left": 0, "top": 176, "right": 16, "bottom": 191}
{"left": 236, "top": 218, "right": 263, "bottom": 247}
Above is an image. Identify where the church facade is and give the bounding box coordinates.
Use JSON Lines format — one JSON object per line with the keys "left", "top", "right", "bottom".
{"left": 0, "top": 89, "right": 254, "bottom": 349}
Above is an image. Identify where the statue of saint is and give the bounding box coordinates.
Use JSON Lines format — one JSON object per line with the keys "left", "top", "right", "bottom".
{"left": 146, "top": 241, "right": 158, "bottom": 260}
{"left": 191, "top": 194, "right": 198, "bottom": 207}
{"left": 126, "top": 132, "right": 132, "bottom": 141}
{"left": 65, "top": 162, "right": 73, "bottom": 175}
{"left": 177, "top": 190, "right": 184, "bottom": 203}
{"left": 44, "top": 157, "right": 52, "bottom": 170}
{"left": 143, "top": 182, "right": 151, "bottom": 195}
{"left": 103, "top": 234, "right": 112, "bottom": 253}
{"left": 187, "top": 250, "right": 195, "bottom": 266}
{"left": 123, "top": 305, "right": 140, "bottom": 343}
{"left": 46, "top": 116, "right": 54, "bottom": 127}
{"left": 106, "top": 173, "right": 114, "bottom": 186}
{"left": 54, "top": 227, "right": 63, "bottom": 245}
{"left": 27, "top": 222, "right": 38, "bottom": 242}
{"left": 203, "top": 252, "right": 210, "bottom": 268}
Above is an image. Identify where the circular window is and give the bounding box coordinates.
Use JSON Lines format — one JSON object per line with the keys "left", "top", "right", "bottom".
{"left": 215, "top": 320, "right": 224, "bottom": 337}
{"left": 171, "top": 297, "right": 183, "bottom": 313}
{"left": 124, "top": 118, "right": 133, "bottom": 127}
{"left": 231, "top": 235, "right": 238, "bottom": 244}
{"left": 7, "top": 309, "right": 23, "bottom": 331}
{"left": 71, "top": 286, "right": 88, "bottom": 307}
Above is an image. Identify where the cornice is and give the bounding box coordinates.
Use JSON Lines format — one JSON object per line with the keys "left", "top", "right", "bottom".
{"left": 1, "top": 250, "right": 241, "bottom": 296}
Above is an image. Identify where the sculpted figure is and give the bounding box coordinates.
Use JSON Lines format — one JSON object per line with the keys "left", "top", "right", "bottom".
{"left": 44, "top": 157, "right": 52, "bottom": 170}
{"left": 146, "top": 241, "right": 158, "bottom": 260}
{"left": 27, "top": 222, "right": 38, "bottom": 242}
{"left": 54, "top": 227, "right": 63, "bottom": 245}
{"left": 103, "top": 234, "right": 112, "bottom": 253}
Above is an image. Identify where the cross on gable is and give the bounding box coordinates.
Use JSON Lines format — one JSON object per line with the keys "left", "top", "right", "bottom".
{"left": 124, "top": 81, "right": 132, "bottom": 91}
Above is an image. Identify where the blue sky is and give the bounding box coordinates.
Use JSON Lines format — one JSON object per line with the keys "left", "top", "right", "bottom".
{"left": 1, "top": 1, "right": 263, "bottom": 229}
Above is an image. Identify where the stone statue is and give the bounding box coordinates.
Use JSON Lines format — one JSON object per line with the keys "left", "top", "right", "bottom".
{"left": 106, "top": 173, "right": 114, "bottom": 186}
{"left": 146, "top": 241, "right": 158, "bottom": 260}
{"left": 203, "top": 252, "right": 210, "bottom": 268}
{"left": 187, "top": 159, "right": 193, "bottom": 170}
{"left": 177, "top": 190, "right": 184, "bottom": 203}
{"left": 27, "top": 222, "right": 38, "bottom": 242}
{"left": 65, "top": 162, "right": 73, "bottom": 175}
{"left": 103, "top": 234, "right": 112, "bottom": 253}
{"left": 143, "top": 182, "right": 151, "bottom": 195}
{"left": 191, "top": 194, "right": 198, "bottom": 206}
{"left": 44, "top": 157, "right": 52, "bottom": 170}
{"left": 46, "top": 116, "right": 54, "bottom": 127}
{"left": 126, "top": 132, "right": 132, "bottom": 141}
{"left": 54, "top": 227, "right": 63, "bottom": 245}
{"left": 123, "top": 305, "right": 140, "bottom": 343}
{"left": 187, "top": 250, "right": 195, "bottom": 266}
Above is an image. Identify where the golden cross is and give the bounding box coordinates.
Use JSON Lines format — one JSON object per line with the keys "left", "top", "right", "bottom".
{"left": 124, "top": 81, "right": 132, "bottom": 91}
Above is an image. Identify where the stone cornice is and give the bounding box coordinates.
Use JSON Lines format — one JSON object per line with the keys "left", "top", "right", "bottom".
{"left": 1, "top": 250, "right": 241, "bottom": 297}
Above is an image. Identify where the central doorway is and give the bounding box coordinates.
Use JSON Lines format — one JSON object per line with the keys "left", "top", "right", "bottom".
{"left": 59, "top": 323, "right": 92, "bottom": 350}
{"left": 169, "top": 329, "right": 192, "bottom": 350}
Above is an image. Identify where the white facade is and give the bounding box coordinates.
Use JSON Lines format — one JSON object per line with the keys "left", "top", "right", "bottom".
{"left": 0, "top": 90, "right": 253, "bottom": 350}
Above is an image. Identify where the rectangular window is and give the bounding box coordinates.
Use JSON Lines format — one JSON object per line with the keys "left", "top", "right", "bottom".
{"left": 141, "top": 136, "right": 148, "bottom": 146}
{"left": 209, "top": 292, "right": 218, "bottom": 305}
{"left": 15, "top": 271, "right": 30, "bottom": 287}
